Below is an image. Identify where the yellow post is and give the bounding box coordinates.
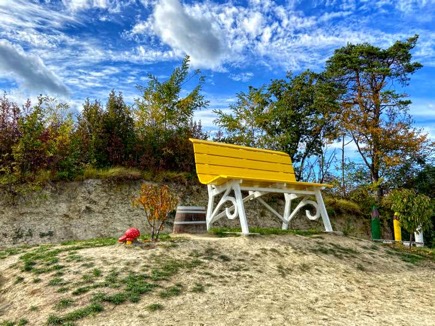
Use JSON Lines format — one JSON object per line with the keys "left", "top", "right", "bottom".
{"left": 393, "top": 212, "right": 402, "bottom": 242}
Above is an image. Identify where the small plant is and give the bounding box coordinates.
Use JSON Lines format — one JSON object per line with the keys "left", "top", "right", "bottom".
{"left": 356, "top": 263, "right": 366, "bottom": 271}
{"left": 132, "top": 183, "right": 178, "bottom": 242}
{"left": 159, "top": 284, "right": 183, "bottom": 298}
{"left": 147, "top": 303, "right": 164, "bottom": 312}
{"left": 47, "top": 303, "right": 104, "bottom": 325}
{"left": 14, "top": 276, "right": 25, "bottom": 284}
{"left": 299, "top": 263, "right": 311, "bottom": 272}
{"left": 218, "top": 254, "right": 231, "bottom": 262}
{"left": 102, "top": 292, "right": 127, "bottom": 305}
{"left": 56, "top": 287, "right": 70, "bottom": 293}
{"left": 55, "top": 298, "right": 75, "bottom": 310}
{"left": 48, "top": 277, "right": 66, "bottom": 286}
{"left": 277, "top": 264, "right": 291, "bottom": 277}
{"left": 81, "top": 273, "right": 94, "bottom": 283}
{"left": 72, "top": 286, "right": 92, "bottom": 295}
{"left": 92, "top": 268, "right": 102, "bottom": 277}
{"left": 191, "top": 283, "right": 205, "bottom": 293}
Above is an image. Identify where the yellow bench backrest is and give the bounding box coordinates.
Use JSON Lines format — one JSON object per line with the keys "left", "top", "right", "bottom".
{"left": 190, "top": 138, "right": 296, "bottom": 185}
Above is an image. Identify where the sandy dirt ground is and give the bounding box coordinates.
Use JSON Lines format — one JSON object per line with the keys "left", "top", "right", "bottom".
{"left": 1, "top": 233, "right": 434, "bottom": 326}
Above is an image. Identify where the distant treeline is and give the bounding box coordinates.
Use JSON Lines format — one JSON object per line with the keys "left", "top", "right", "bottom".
{"left": 0, "top": 57, "right": 208, "bottom": 184}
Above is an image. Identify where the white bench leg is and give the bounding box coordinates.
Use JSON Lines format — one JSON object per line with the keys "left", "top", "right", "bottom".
{"left": 206, "top": 185, "right": 215, "bottom": 231}
{"left": 282, "top": 193, "right": 292, "bottom": 230}
{"left": 233, "top": 182, "right": 249, "bottom": 235}
{"left": 314, "top": 189, "right": 333, "bottom": 232}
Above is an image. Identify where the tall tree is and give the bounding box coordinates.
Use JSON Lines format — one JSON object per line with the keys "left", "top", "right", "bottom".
{"left": 0, "top": 94, "right": 22, "bottom": 173}
{"left": 135, "top": 55, "right": 208, "bottom": 133}
{"left": 76, "top": 99, "right": 105, "bottom": 167}
{"left": 264, "top": 71, "right": 340, "bottom": 180}
{"left": 214, "top": 71, "right": 340, "bottom": 180}
{"left": 12, "top": 97, "right": 48, "bottom": 176}
{"left": 103, "top": 90, "right": 136, "bottom": 166}
{"left": 134, "top": 56, "right": 209, "bottom": 172}
{"left": 325, "top": 35, "right": 429, "bottom": 201}
{"left": 41, "top": 96, "right": 80, "bottom": 180}
{"left": 214, "top": 86, "right": 269, "bottom": 147}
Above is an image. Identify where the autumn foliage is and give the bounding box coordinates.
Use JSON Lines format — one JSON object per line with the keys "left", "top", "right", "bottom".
{"left": 132, "top": 183, "right": 178, "bottom": 242}
{"left": 0, "top": 57, "right": 207, "bottom": 188}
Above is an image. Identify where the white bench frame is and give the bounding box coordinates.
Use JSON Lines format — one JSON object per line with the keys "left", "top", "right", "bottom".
{"left": 206, "top": 179, "right": 333, "bottom": 235}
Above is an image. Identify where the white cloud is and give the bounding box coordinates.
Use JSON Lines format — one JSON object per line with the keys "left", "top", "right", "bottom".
{"left": 318, "top": 10, "right": 352, "bottom": 22}
{"left": 151, "top": 0, "right": 225, "bottom": 69}
{"left": 229, "top": 72, "right": 254, "bottom": 82}
{"left": 242, "top": 11, "right": 265, "bottom": 38}
{"left": 128, "top": 0, "right": 418, "bottom": 71}
{"left": 374, "top": 0, "right": 435, "bottom": 14}
{"left": 0, "top": 0, "right": 78, "bottom": 30}
{"left": 0, "top": 39, "right": 69, "bottom": 96}
{"left": 61, "top": 0, "right": 123, "bottom": 13}
{"left": 395, "top": 0, "right": 435, "bottom": 13}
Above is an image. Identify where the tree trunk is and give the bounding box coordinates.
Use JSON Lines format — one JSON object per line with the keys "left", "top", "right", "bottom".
{"left": 341, "top": 135, "right": 345, "bottom": 197}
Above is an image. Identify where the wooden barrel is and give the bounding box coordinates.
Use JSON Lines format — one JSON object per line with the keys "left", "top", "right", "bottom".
{"left": 173, "top": 206, "right": 206, "bottom": 234}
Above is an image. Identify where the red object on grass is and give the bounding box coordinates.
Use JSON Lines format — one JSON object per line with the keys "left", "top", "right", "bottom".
{"left": 118, "top": 227, "right": 140, "bottom": 242}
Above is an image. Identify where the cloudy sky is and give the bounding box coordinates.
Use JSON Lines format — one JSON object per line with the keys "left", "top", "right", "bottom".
{"left": 0, "top": 0, "right": 434, "bottom": 134}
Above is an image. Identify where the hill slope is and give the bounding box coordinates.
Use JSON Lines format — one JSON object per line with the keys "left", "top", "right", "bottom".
{"left": 0, "top": 233, "right": 434, "bottom": 326}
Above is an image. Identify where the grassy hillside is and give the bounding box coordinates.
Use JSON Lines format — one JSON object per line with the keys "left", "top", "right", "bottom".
{"left": 0, "top": 232, "right": 434, "bottom": 326}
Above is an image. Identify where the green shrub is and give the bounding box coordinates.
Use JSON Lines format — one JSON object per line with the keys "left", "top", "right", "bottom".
{"left": 324, "top": 197, "right": 362, "bottom": 215}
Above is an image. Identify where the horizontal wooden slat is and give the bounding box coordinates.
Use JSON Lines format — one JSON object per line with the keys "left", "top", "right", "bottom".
{"left": 190, "top": 138, "right": 288, "bottom": 155}
{"left": 192, "top": 142, "right": 291, "bottom": 164}
{"left": 194, "top": 153, "right": 295, "bottom": 174}
{"left": 195, "top": 164, "right": 296, "bottom": 184}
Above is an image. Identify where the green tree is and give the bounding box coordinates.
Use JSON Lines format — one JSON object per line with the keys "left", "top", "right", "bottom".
{"left": 76, "top": 99, "right": 105, "bottom": 167}
{"left": 264, "top": 71, "right": 340, "bottom": 180}
{"left": 409, "top": 164, "right": 435, "bottom": 198}
{"left": 214, "top": 86, "right": 269, "bottom": 147}
{"left": 11, "top": 96, "right": 81, "bottom": 180}
{"left": 387, "top": 188, "right": 433, "bottom": 247}
{"left": 134, "top": 56, "right": 208, "bottom": 173}
{"left": 135, "top": 55, "right": 208, "bottom": 132}
{"left": 0, "top": 93, "right": 23, "bottom": 175}
{"left": 103, "top": 90, "right": 136, "bottom": 167}
{"left": 214, "top": 71, "right": 340, "bottom": 180}
{"left": 77, "top": 92, "right": 136, "bottom": 168}
{"left": 12, "top": 97, "right": 48, "bottom": 177}
{"left": 43, "top": 97, "right": 81, "bottom": 180}
{"left": 325, "top": 35, "right": 429, "bottom": 202}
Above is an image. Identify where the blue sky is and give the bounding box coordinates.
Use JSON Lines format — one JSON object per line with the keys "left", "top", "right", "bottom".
{"left": 0, "top": 0, "right": 434, "bottom": 136}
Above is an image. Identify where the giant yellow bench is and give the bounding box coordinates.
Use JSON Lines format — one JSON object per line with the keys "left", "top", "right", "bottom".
{"left": 190, "top": 138, "right": 333, "bottom": 234}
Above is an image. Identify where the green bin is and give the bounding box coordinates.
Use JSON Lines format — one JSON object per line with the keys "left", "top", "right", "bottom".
{"left": 371, "top": 205, "right": 381, "bottom": 240}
